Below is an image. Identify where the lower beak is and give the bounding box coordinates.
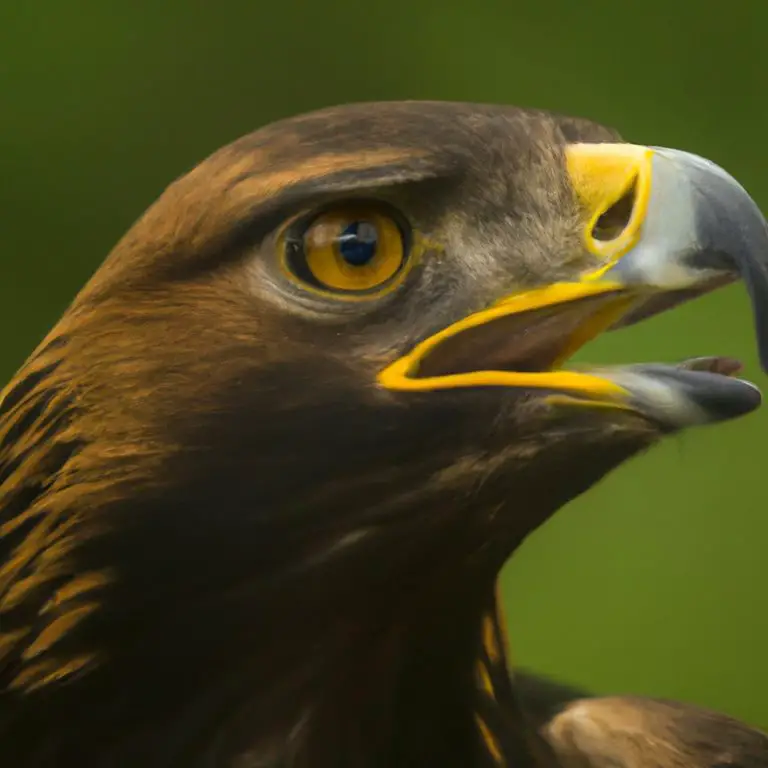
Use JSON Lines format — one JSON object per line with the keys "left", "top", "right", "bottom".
{"left": 378, "top": 144, "right": 768, "bottom": 427}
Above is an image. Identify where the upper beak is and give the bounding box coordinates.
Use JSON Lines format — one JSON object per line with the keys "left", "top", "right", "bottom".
{"left": 591, "top": 145, "right": 768, "bottom": 348}
{"left": 378, "top": 143, "right": 768, "bottom": 427}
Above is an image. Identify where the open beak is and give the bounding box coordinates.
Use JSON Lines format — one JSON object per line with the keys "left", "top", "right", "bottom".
{"left": 378, "top": 143, "right": 768, "bottom": 427}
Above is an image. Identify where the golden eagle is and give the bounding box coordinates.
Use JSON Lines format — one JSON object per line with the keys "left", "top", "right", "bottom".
{"left": 1, "top": 102, "right": 767, "bottom": 767}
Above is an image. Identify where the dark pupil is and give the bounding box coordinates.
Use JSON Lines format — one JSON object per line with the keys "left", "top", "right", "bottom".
{"left": 338, "top": 221, "right": 378, "bottom": 266}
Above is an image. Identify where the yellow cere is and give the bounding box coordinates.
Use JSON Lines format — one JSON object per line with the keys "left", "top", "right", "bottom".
{"left": 565, "top": 143, "right": 653, "bottom": 268}
{"left": 301, "top": 208, "right": 404, "bottom": 292}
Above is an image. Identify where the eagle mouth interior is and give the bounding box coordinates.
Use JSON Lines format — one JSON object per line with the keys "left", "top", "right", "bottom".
{"left": 412, "top": 293, "right": 633, "bottom": 379}
{"left": 410, "top": 291, "right": 742, "bottom": 382}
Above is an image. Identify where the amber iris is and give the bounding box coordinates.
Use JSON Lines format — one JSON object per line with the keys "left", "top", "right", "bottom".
{"left": 285, "top": 206, "right": 406, "bottom": 293}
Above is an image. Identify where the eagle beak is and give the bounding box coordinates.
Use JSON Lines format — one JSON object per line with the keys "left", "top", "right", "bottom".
{"left": 378, "top": 143, "right": 768, "bottom": 425}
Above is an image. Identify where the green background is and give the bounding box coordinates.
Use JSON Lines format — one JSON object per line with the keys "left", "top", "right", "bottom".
{"left": 3, "top": 0, "right": 766, "bottom": 727}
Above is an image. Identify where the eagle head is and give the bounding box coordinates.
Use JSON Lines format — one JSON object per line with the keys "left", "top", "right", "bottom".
{"left": 1, "top": 102, "right": 765, "bottom": 766}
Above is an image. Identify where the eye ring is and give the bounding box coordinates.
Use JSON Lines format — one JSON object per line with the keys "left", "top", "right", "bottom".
{"left": 280, "top": 202, "right": 412, "bottom": 299}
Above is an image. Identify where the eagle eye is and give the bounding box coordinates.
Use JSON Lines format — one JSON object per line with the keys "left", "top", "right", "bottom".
{"left": 280, "top": 202, "right": 411, "bottom": 297}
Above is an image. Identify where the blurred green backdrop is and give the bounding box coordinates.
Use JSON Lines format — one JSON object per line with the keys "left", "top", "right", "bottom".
{"left": 2, "top": 0, "right": 766, "bottom": 728}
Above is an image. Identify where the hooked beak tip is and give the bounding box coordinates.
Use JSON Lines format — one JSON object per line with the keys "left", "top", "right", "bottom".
{"left": 570, "top": 143, "right": 768, "bottom": 373}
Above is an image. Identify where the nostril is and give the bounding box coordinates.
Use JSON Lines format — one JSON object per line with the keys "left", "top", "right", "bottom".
{"left": 592, "top": 178, "right": 637, "bottom": 241}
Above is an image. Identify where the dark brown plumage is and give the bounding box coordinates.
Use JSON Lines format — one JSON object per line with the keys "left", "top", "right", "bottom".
{"left": 0, "top": 101, "right": 766, "bottom": 767}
